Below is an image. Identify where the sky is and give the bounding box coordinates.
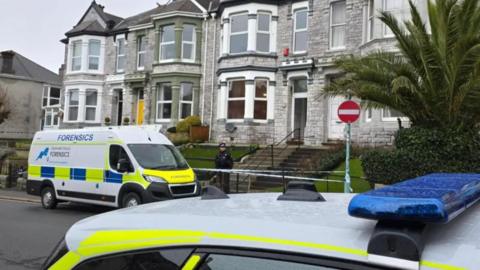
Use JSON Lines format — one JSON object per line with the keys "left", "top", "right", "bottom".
{"left": 0, "top": 0, "right": 168, "bottom": 73}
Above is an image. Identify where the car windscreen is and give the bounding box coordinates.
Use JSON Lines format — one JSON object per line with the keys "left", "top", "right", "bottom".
{"left": 128, "top": 144, "right": 189, "bottom": 170}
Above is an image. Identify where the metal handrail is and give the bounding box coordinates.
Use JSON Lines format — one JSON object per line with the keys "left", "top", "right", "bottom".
{"left": 238, "top": 129, "right": 302, "bottom": 188}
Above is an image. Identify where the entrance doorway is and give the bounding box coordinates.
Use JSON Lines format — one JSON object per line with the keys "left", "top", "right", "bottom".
{"left": 328, "top": 96, "right": 345, "bottom": 140}
{"left": 291, "top": 78, "right": 308, "bottom": 140}
{"left": 113, "top": 90, "right": 123, "bottom": 126}
{"left": 136, "top": 89, "right": 144, "bottom": 125}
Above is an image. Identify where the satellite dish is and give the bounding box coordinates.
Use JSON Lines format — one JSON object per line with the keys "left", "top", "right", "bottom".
{"left": 225, "top": 123, "right": 237, "bottom": 133}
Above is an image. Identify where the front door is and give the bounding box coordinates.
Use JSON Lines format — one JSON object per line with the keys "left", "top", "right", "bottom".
{"left": 328, "top": 96, "right": 345, "bottom": 140}
{"left": 136, "top": 90, "right": 144, "bottom": 125}
{"left": 291, "top": 78, "right": 308, "bottom": 140}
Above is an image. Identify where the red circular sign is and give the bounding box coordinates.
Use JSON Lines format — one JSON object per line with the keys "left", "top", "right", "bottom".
{"left": 338, "top": 101, "right": 361, "bottom": 123}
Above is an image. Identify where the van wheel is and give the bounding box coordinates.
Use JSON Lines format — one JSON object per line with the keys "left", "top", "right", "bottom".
{"left": 122, "top": 192, "right": 141, "bottom": 208}
{"left": 41, "top": 187, "right": 58, "bottom": 210}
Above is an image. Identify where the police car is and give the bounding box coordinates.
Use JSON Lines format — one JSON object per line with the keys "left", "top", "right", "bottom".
{"left": 43, "top": 173, "right": 480, "bottom": 270}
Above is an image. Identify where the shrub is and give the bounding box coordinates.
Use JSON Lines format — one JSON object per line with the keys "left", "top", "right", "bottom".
{"left": 167, "top": 126, "right": 177, "bottom": 133}
{"left": 168, "top": 132, "right": 190, "bottom": 146}
{"left": 176, "top": 115, "right": 202, "bottom": 132}
{"left": 362, "top": 127, "right": 480, "bottom": 184}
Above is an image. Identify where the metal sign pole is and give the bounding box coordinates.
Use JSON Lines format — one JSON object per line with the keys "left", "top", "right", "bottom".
{"left": 344, "top": 123, "right": 351, "bottom": 193}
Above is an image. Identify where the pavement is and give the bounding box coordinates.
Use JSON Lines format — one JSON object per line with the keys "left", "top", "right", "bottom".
{"left": 0, "top": 188, "right": 39, "bottom": 204}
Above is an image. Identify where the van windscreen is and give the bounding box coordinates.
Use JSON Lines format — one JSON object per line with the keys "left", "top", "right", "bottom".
{"left": 128, "top": 144, "right": 189, "bottom": 170}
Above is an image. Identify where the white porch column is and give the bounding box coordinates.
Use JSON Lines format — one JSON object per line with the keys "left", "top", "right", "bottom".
{"left": 245, "top": 79, "right": 255, "bottom": 120}
{"left": 218, "top": 82, "right": 228, "bottom": 119}
{"left": 267, "top": 81, "right": 276, "bottom": 120}
{"left": 96, "top": 90, "right": 103, "bottom": 123}
{"left": 63, "top": 91, "right": 70, "bottom": 122}
{"left": 247, "top": 14, "right": 257, "bottom": 52}
{"left": 222, "top": 18, "right": 230, "bottom": 55}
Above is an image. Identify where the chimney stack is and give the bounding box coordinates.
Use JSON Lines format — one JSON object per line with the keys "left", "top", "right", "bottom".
{"left": 1, "top": 51, "right": 14, "bottom": 74}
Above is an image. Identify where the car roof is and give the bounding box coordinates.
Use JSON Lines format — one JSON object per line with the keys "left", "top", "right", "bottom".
{"left": 65, "top": 193, "right": 480, "bottom": 269}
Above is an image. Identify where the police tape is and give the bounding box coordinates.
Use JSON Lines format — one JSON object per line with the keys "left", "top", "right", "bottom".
{"left": 194, "top": 168, "right": 346, "bottom": 174}
{"left": 193, "top": 168, "right": 346, "bottom": 183}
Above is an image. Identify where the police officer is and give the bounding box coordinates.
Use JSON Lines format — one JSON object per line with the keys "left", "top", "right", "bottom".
{"left": 214, "top": 143, "right": 233, "bottom": 193}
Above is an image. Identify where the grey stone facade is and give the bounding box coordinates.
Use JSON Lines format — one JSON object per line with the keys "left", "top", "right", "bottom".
{"left": 59, "top": 0, "right": 421, "bottom": 146}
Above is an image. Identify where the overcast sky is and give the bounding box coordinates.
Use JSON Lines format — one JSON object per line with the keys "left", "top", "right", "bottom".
{"left": 0, "top": 0, "right": 168, "bottom": 73}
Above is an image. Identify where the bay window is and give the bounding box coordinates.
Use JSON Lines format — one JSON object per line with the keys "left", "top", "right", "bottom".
{"left": 116, "top": 38, "right": 126, "bottom": 72}
{"left": 68, "top": 89, "right": 79, "bottom": 121}
{"left": 88, "top": 39, "right": 101, "bottom": 70}
{"left": 42, "top": 86, "right": 60, "bottom": 107}
{"left": 254, "top": 80, "right": 268, "bottom": 120}
{"left": 293, "top": 8, "right": 308, "bottom": 53}
{"left": 182, "top": 25, "right": 196, "bottom": 60}
{"left": 156, "top": 83, "right": 173, "bottom": 121}
{"left": 330, "top": 1, "right": 346, "bottom": 49}
{"left": 85, "top": 90, "right": 98, "bottom": 121}
{"left": 180, "top": 83, "right": 193, "bottom": 119}
{"left": 137, "top": 36, "right": 147, "bottom": 69}
{"left": 230, "top": 13, "right": 249, "bottom": 54}
{"left": 71, "top": 41, "right": 82, "bottom": 71}
{"left": 257, "top": 13, "right": 271, "bottom": 53}
{"left": 161, "top": 25, "right": 176, "bottom": 60}
{"left": 227, "top": 80, "right": 246, "bottom": 119}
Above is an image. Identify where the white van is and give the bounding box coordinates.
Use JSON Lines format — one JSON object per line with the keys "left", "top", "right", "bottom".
{"left": 27, "top": 126, "right": 199, "bottom": 209}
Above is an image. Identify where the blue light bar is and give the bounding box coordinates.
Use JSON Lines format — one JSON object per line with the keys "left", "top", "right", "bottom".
{"left": 348, "top": 173, "right": 480, "bottom": 224}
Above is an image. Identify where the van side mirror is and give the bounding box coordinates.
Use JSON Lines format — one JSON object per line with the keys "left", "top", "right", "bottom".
{"left": 117, "top": 159, "right": 132, "bottom": 173}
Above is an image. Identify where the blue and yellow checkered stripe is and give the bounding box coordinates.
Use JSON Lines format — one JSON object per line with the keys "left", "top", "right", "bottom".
{"left": 28, "top": 165, "right": 125, "bottom": 184}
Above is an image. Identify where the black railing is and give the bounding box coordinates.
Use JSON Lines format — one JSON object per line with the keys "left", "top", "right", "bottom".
{"left": 238, "top": 129, "right": 302, "bottom": 187}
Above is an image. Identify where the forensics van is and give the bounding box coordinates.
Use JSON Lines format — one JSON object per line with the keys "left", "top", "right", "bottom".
{"left": 27, "top": 126, "right": 199, "bottom": 209}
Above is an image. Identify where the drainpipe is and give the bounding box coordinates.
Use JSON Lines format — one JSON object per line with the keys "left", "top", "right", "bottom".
{"left": 209, "top": 12, "right": 217, "bottom": 140}
{"left": 201, "top": 13, "right": 209, "bottom": 123}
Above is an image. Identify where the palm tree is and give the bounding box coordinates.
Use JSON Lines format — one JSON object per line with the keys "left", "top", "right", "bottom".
{"left": 324, "top": 0, "right": 480, "bottom": 130}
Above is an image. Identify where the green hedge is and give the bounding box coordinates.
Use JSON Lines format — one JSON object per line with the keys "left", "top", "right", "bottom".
{"left": 362, "top": 127, "right": 480, "bottom": 184}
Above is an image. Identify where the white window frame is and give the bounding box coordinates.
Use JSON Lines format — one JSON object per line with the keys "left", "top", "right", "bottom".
{"left": 382, "top": 0, "right": 404, "bottom": 37}
{"left": 227, "top": 79, "right": 246, "bottom": 120}
{"left": 229, "top": 13, "right": 249, "bottom": 54}
{"left": 256, "top": 12, "right": 271, "bottom": 53}
{"left": 66, "top": 89, "right": 80, "bottom": 122}
{"left": 367, "top": 0, "right": 375, "bottom": 41}
{"left": 329, "top": 0, "right": 347, "bottom": 50}
{"left": 71, "top": 40, "right": 82, "bottom": 72}
{"left": 381, "top": 108, "right": 409, "bottom": 122}
{"left": 156, "top": 83, "right": 173, "bottom": 122}
{"left": 84, "top": 89, "right": 98, "bottom": 123}
{"left": 87, "top": 39, "right": 101, "bottom": 71}
{"left": 179, "top": 82, "right": 194, "bottom": 120}
{"left": 181, "top": 24, "right": 196, "bottom": 61}
{"left": 366, "top": 108, "right": 373, "bottom": 122}
{"left": 42, "top": 85, "right": 61, "bottom": 108}
{"left": 137, "top": 36, "right": 146, "bottom": 70}
{"left": 116, "top": 37, "right": 126, "bottom": 73}
{"left": 293, "top": 8, "right": 308, "bottom": 54}
{"left": 160, "top": 25, "right": 176, "bottom": 62}
{"left": 254, "top": 79, "right": 269, "bottom": 121}
{"left": 44, "top": 108, "right": 60, "bottom": 128}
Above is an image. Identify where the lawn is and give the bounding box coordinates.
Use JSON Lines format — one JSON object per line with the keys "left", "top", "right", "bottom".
{"left": 266, "top": 159, "right": 371, "bottom": 193}
{"left": 182, "top": 146, "right": 254, "bottom": 169}
{"left": 314, "top": 159, "right": 371, "bottom": 193}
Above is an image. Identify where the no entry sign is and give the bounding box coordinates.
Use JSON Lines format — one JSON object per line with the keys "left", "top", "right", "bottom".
{"left": 338, "top": 101, "right": 361, "bottom": 123}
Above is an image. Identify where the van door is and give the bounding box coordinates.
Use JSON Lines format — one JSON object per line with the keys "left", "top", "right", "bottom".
{"left": 104, "top": 145, "right": 136, "bottom": 203}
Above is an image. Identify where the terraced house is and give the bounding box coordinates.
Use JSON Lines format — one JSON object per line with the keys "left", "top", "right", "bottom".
{"left": 59, "top": 0, "right": 423, "bottom": 146}
{"left": 61, "top": 0, "right": 208, "bottom": 128}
